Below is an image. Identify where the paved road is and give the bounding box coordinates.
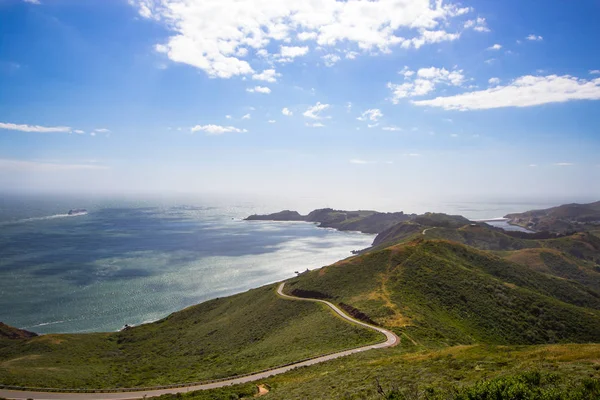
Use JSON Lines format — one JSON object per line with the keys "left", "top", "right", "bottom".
{"left": 0, "top": 283, "right": 399, "bottom": 400}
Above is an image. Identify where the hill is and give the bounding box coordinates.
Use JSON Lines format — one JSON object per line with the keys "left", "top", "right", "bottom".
{"left": 285, "top": 239, "right": 600, "bottom": 346}
{"left": 246, "top": 208, "right": 413, "bottom": 234}
{"left": 505, "top": 200, "right": 600, "bottom": 233}
{"left": 0, "top": 284, "right": 379, "bottom": 389}
{"left": 0, "top": 323, "right": 37, "bottom": 341}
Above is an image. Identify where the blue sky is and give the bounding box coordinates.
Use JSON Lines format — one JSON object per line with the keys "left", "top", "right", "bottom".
{"left": 1, "top": 0, "right": 599, "bottom": 207}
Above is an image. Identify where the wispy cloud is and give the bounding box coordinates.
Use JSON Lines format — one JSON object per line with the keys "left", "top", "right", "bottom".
{"left": 191, "top": 124, "right": 247, "bottom": 135}
{"left": 350, "top": 159, "right": 370, "bottom": 164}
{"left": 357, "top": 109, "right": 383, "bottom": 122}
{"left": 526, "top": 34, "right": 543, "bottom": 41}
{"left": 305, "top": 122, "right": 325, "bottom": 128}
{"left": 282, "top": 107, "right": 293, "bottom": 116}
{"left": 554, "top": 162, "right": 573, "bottom": 166}
{"left": 382, "top": 126, "right": 403, "bottom": 131}
{"left": 252, "top": 69, "right": 280, "bottom": 83}
{"left": 0, "top": 159, "right": 109, "bottom": 171}
{"left": 0, "top": 122, "right": 71, "bottom": 133}
{"left": 246, "top": 86, "right": 271, "bottom": 94}
{"left": 413, "top": 74, "right": 600, "bottom": 110}
{"left": 388, "top": 66, "right": 465, "bottom": 103}
{"left": 95, "top": 128, "right": 110, "bottom": 133}
{"left": 303, "top": 102, "right": 330, "bottom": 119}
{"left": 487, "top": 43, "right": 502, "bottom": 50}
{"left": 242, "top": 113, "right": 251, "bottom": 120}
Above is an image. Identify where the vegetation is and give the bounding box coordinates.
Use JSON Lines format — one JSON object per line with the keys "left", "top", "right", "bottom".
{"left": 0, "top": 284, "right": 380, "bottom": 389}
{"left": 505, "top": 200, "right": 600, "bottom": 233}
{"left": 4, "top": 204, "right": 600, "bottom": 397}
{"left": 154, "top": 344, "right": 600, "bottom": 399}
{"left": 286, "top": 239, "right": 600, "bottom": 346}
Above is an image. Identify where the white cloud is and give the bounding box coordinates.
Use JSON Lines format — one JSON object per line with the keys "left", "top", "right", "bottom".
{"left": 95, "top": 128, "right": 110, "bottom": 133}
{"left": 346, "top": 102, "right": 352, "bottom": 112}
{"left": 388, "top": 66, "right": 464, "bottom": 103}
{"left": 242, "top": 113, "right": 251, "bottom": 119}
{"left": 487, "top": 43, "right": 502, "bottom": 50}
{"left": 277, "top": 46, "right": 309, "bottom": 63}
{"left": 0, "top": 122, "right": 71, "bottom": 133}
{"left": 268, "top": 120, "right": 276, "bottom": 123}
{"left": 488, "top": 77, "right": 500, "bottom": 85}
{"left": 282, "top": 107, "right": 293, "bottom": 116}
{"left": 382, "top": 126, "right": 402, "bottom": 131}
{"left": 0, "top": 159, "right": 109, "bottom": 172}
{"left": 246, "top": 86, "right": 271, "bottom": 94}
{"left": 90, "top": 132, "right": 97, "bottom": 137}
{"left": 404, "top": 153, "right": 421, "bottom": 157}
{"left": 297, "top": 32, "right": 317, "bottom": 41}
{"left": 23, "top": 0, "right": 41, "bottom": 4}
{"left": 464, "top": 17, "right": 490, "bottom": 32}
{"left": 73, "top": 130, "right": 85, "bottom": 135}
{"left": 412, "top": 74, "right": 600, "bottom": 110}
{"left": 526, "top": 34, "right": 543, "bottom": 41}
{"left": 303, "top": 102, "right": 330, "bottom": 119}
{"left": 322, "top": 53, "right": 341, "bottom": 67}
{"left": 484, "top": 58, "right": 496, "bottom": 64}
{"left": 190, "top": 124, "right": 247, "bottom": 135}
{"left": 450, "top": 133, "right": 459, "bottom": 137}
{"left": 225, "top": 115, "right": 232, "bottom": 119}
{"left": 345, "top": 51, "right": 358, "bottom": 60}
{"left": 529, "top": 164, "right": 538, "bottom": 167}
{"left": 357, "top": 109, "right": 383, "bottom": 122}
{"left": 399, "top": 66, "right": 415, "bottom": 78}
{"left": 252, "top": 69, "right": 280, "bottom": 83}
{"left": 130, "top": 0, "right": 474, "bottom": 78}
{"left": 589, "top": 70, "right": 600, "bottom": 75}
{"left": 306, "top": 122, "right": 325, "bottom": 128}
{"left": 554, "top": 162, "right": 573, "bottom": 166}
{"left": 350, "top": 159, "right": 370, "bottom": 164}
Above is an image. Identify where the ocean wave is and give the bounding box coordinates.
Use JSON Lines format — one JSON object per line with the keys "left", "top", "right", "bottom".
{"left": 28, "top": 320, "right": 66, "bottom": 328}
{"left": 1, "top": 213, "right": 85, "bottom": 226}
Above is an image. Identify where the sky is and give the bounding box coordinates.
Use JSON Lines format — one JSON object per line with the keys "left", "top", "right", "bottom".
{"left": 1, "top": 0, "right": 599, "bottom": 208}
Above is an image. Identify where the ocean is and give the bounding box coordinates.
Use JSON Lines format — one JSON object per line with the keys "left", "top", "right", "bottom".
{"left": 0, "top": 193, "right": 562, "bottom": 334}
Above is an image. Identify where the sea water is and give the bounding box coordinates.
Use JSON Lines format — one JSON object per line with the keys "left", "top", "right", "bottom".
{"left": 0, "top": 193, "right": 565, "bottom": 334}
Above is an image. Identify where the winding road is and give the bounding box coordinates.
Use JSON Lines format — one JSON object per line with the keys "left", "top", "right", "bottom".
{"left": 0, "top": 283, "right": 399, "bottom": 400}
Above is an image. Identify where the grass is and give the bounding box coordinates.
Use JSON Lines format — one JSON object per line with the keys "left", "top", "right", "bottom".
{"left": 153, "top": 343, "right": 600, "bottom": 399}
{"left": 0, "top": 284, "right": 380, "bottom": 389}
{"left": 286, "top": 240, "right": 600, "bottom": 346}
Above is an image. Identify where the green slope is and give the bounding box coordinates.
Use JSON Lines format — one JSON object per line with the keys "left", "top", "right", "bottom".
{"left": 0, "top": 284, "right": 380, "bottom": 389}
{"left": 287, "top": 239, "right": 600, "bottom": 346}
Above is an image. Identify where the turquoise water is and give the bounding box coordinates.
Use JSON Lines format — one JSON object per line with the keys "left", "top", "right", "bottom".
{"left": 0, "top": 195, "right": 374, "bottom": 334}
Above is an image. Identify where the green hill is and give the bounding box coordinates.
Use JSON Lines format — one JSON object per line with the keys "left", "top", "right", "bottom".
{"left": 0, "top": 284, "right": 379, "bottom": 389}
{"left": 286, "top": 239, "right": 600, "bottom": 346}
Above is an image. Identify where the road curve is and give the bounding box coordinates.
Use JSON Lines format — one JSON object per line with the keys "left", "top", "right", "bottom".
{"left": 0, "top": 283, "right": 399, "bottom": 400}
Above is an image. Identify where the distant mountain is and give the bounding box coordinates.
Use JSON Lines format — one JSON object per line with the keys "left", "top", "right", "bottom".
{"left": 505, "top": 200, "right": 600, "bottom": 233}
{"left": 246, "top": 208, "right": 413, "bottom": 234}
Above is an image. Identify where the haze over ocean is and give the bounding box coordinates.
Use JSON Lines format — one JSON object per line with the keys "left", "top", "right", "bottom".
{"left": 0, "top": 193, "right": 584, "bottom": 334}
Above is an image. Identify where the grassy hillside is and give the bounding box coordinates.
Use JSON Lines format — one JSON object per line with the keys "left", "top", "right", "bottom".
{"left": 286, "top": 239, "right": 600, "bottom": 346}
{"left": 0, "top": 284, "right": 380, "bottom": 389}
{"left": 155, "top": 344, "right": 600, "bottom": 400}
